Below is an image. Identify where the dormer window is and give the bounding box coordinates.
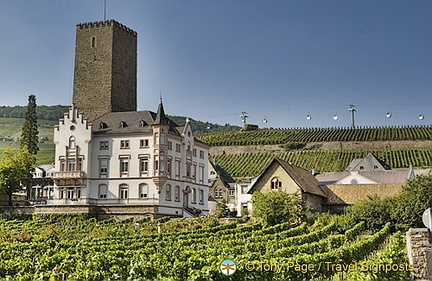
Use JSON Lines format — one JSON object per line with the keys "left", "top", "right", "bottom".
{"left": 140, "top": 120, "right": 147, "bottom": 127}
{"left": 99, "top": 122, "right": 108, "bottom": 129}
{"left": 119, "top": 121, "right": 128, "bottom": 128}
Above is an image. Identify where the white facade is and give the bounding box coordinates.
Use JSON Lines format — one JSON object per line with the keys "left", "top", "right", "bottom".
{"left": 30, "top": 164, "right": 55, "bottom": 202}
{"left": 51, "top": 105, "right": 210, "bottom": 217}
{"left": 336, "top": 172, "right": 378, "bottom": 185}
{"left": 234, "top": 176, "right": 259, "bottom": 217}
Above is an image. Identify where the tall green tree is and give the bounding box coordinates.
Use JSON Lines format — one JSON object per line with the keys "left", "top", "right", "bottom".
{"left": 390, "top": 174, "right": 432, "bottom": 230}
{"left": 0, "top": 147, "right": 35, "bottom": 206}
{"left": 20, "top": 95, "right": 39, "bottom": 155}
{"left": 252, "top": 190, "right": 305, "bottom": 226}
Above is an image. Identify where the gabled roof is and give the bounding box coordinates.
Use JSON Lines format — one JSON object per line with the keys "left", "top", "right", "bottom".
{"left": 249, "top": 158, "right": 326, "bottom": 198}
{"left": 210, "top": 162, "right": 235, "bottom": 187}
{"left": 37, "top": 164, "right": 55, "bottom": 172}
{"left": 346, "top": 152, "right": 391, "bottom": 171}
{"left": 91, "top": 110, "right": 180, "bottom": 135}
{"left": 315, "top": 168, "right": 431, "bottom": 185}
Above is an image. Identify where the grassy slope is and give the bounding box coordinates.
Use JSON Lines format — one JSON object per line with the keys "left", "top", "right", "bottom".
{"left": 0, "top": 118, "right": 56, "bottom": 165}
{"left": 0, "top": 118, "right": 57, "bottom": 140}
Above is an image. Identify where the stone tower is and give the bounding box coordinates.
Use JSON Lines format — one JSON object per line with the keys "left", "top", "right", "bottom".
{"left": 72, "top": 20, "right": 137, "bottom": 121}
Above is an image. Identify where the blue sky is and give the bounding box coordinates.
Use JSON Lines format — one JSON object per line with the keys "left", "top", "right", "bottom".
{"left": 0, "top": 0, "right": 431, "bottom": 128}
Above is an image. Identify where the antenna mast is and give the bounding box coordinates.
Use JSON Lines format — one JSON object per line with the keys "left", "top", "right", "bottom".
{"left": 240, "top": 112, "right": 249, "bottom": 124}
{"left": 348, "top": 104, "right": 357, "bottom": 128}
{"left": 103, "top": 0, "right": 107, "bottom": 21}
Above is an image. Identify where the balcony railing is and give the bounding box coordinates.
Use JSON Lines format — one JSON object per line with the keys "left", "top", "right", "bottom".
{"left": 53, "top": 171, "right": 85, "bottom": 179}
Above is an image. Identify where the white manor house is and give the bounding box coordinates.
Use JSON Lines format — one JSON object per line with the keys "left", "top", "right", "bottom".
{"left": 48, "top": 19, "right": 209, "bottom": 218}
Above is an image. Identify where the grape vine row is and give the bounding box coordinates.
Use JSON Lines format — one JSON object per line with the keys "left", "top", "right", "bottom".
{"left": 196, "top": 125, "right": 432, "bottom": 146}
{"left": 210, "top": 148, "right": 432, "bottom": 177}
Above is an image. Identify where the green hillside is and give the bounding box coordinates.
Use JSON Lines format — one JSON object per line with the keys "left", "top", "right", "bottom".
{"left": 197, "top": 125, "right": 432, "bottom": 146}
{"left": 210, "top": 148, "right": 432, "bottom": 178}
{"left": 0, "top": 117, "right": 57, "bottom": 141}
{"left": 0, "top": 215, "right": 408, "bottom": 280}
{"left": 1, "top": 109, "right": 431, "bottom": 172}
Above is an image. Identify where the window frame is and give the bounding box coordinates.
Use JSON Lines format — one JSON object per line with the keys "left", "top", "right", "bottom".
{"left": 119, "top": 184, "right": 128, "bottom": 199}
{"left": 165, "top": 184, "right": 172, "bottom": 201}
{"left": 139, "top": 183, "right": 148, "bottom": 199}
{"left": 120, "top": 140, "right": 130, "bottom": 149}
{"left": 99, "top": 141, "right": 109, "bottom": 150}
{"left": 99, "top": 184, "right": 108, "bottom": 199}
{"left": 119, "top": 156, "right": 130, "bottom": 176}
{"left": 140, "top": 139, "right": 149, "bottom": 148}
{"left": 175, "top": 186, "right": 180, "bottom": 202}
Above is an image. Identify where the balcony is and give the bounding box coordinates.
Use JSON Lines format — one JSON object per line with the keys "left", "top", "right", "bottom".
{"left": 53, "top": 171, "right": 85, "bottom": 179}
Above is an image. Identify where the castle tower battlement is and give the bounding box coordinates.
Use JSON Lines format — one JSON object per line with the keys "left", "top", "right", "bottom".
{"left": 77, "top": 20, "right": 137, "bottom": 37}
{"left": 72, "top": 19, "right": 137, "bottom": 121}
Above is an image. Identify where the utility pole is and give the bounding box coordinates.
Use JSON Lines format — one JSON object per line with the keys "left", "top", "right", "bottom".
{"left": 240, "top": 112, "right": 249, "bottom": 124}
{"left": 348, "top": 104, "right": 357, "bottom": 128}
{"left": 103, "top": 0, "right": 107, "bottom": 21}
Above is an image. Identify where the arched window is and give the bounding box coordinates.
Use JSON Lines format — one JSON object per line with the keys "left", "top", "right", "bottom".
{"left": 350, "top": 179, "right": 358, "bottom": 184}
{"left": 192, "top": 188, "right": 197, "bottom": 203}
{"left": 69, "top": 136, "right": 76, "bottom": 149}
{"left": 119, "top": 184, "right": 128, "bottom": 199}
{"left": 165, "top": 184, "right": 171, "bottom": 201}
{"left": 271, "top": 177, "right": 282, "bottom": 189}
{"left": 91, "top": 37, "right": 96, "bottom": 48}
{"left": 175, "top": 185, "right": 180, "bottom": 201}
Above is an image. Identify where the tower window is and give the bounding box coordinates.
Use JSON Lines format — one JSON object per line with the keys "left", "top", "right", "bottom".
{"left": 91, "top": 37, "right": 96, "bottom": 48}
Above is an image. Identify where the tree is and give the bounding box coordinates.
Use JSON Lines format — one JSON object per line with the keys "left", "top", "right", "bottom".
{"left": 390, "top": 174, "right": 432, "bottom": 230}
{"left": 346, "top": 195, "right": 393, "bottom": 232}
{"left": 0, "top": 147, "right": 35, "bottom": 206}
{"left": 252, "top": 190, "right": 305, "bottom": 226}
{"left": 216, "top": 199, "right": 230, "bottom": 218}
{"left": 345, "top": 174, "right": 432, "bottom": 232}
{"left": 20, "top": 95, "right": 39, "bottom": 155}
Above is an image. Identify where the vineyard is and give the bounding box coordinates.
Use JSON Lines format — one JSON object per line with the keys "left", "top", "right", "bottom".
{"left": 210, "top": 148, "right": 432, "bottom": 177}
{"left": 196, "top": 125, "right": 432, "bottom": 146}
{"left": 0, "top": 214, "right": 410, "bottom": 280}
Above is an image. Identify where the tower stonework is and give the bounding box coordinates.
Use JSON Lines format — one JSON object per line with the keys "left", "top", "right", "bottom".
{"left": 72, "top": 20, "right": 137, "bottom": 121}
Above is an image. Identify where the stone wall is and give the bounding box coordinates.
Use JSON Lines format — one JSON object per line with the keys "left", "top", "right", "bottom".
{"left": 406, "top": 228, "right": 432, "bottom": 280}
{"left": 0, "top": 205, "right": 160, "bottom": 221}
{"left": 209, "top": 140, "right": 432, "bottom": 156}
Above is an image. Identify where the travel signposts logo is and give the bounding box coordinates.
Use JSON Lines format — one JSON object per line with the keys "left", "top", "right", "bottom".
{"left": 219, "top": 259, "right": 237, "bottom": 276}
